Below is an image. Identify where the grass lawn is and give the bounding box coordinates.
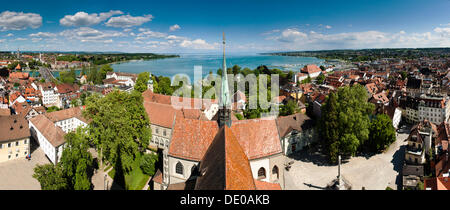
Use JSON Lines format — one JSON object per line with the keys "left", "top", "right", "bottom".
{"left": 106, "top": 153, "right": 151, "bottom": 190}
{"left": 125, "top": 153, "right": 150, "bottom": 190}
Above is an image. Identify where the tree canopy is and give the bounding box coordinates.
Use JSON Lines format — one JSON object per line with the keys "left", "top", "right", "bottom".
{"left": 134, "top": 72, "right": 150, "bottom": 93}
{"left": 318, "top": 84, "right": 375, "bottom": 162}
{"left": 83, "top": 90, "right": 151, "bottom": 173}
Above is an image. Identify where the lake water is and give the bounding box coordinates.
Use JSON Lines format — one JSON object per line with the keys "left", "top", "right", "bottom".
{"left": 111, "top": 53, "right": 325, "bottom": 80}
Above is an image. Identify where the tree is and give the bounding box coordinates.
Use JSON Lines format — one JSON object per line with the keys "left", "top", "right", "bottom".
{"left": 319, "top": 65, "right": 326, "bottom": 71}
{"left": 140, "top": 153, "right": 158, "bottom": 176}
{"left": 235, "top": 113, "right": 244, "bottom": 120}
{"left": 46, "top": 106, "right": 61, "bottom": 113}
{"left": 280, "top": 100, "right": 298, "bottom": 116}
{"left": 98, "top": 64, "right": 114, "bottom": 82}
{"left": 60, "top": 127, "right": 93, "bottom": 190}
{"left": 59, "top": 69, "right": 76, "bottom": 84}
{"left": 83, "top": 90, "right": 151, "bottom": 174}
{"left": 33, "top": 164, "right": 68, "bottom": 190}
{"left": 154, "top": 76, "right": 173, "bottom": 95}
{"left": 318, "top": 84, "right": 374, "bottom": 162}
{"left": 316, "top": 74, "right": 326, "bottom": 84}
{"left": 134, "top": 72, "right": 150, "bottom": 93}
{"left": 368, "top": 114, "right": 396, "bottom": 152}
{"left": 400, "top": 71, "right": 408, "bottom": 80}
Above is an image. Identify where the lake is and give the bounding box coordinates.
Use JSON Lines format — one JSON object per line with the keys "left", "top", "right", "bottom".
{"left": 111, "top": 53, "right": 325, "bottom": 80}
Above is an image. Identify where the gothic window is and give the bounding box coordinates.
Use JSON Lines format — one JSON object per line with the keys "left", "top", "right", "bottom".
{"left": 272, "top": 166, "right": 279, "bottom": 180}
{"left": 176, "top": 162, "right": 184, "bottom": 175}
{"left": 258, "top": 167, "right": 266, "bottom": 179}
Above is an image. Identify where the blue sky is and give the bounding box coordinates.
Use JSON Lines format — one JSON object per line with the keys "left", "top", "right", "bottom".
{"left": 0, "top": 0, "right": 449, "bottom": 53}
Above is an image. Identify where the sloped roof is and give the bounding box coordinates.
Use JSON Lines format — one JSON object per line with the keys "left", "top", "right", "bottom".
{"left": 275, "top": 113, "right": 313, "bottom": 138}
{"left": 169, "top": 117, "right": 282, "bottom": 161}
{"left": 169, "top": 117, "right": 219, "bottom": 161}
{"left": 143, "top": 101, "right": 179, "bottom": 128}
{"left": 254, "top": 179, "right": 282, "bottom": 190}
{"left": 29, "top": 114, "right": 65, "bottom": 147}
{"left": 0, "top": 114, "right": 30, "bottom": 142}
{"left": 194, "top": 126, "right": 256, "bottom": 190}
{"left": 45, "top": 107, "right": 88, "bottom": 124}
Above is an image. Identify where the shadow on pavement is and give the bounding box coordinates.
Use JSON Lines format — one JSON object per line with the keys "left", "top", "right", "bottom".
{"left": 288, "top": 150, "right": 334, "bottom": 166}
{"left": 391, "top": 145, "right": 406, "bottom": 190}
{"left": 303, "top": 182, "right": 327, "bottom": 190}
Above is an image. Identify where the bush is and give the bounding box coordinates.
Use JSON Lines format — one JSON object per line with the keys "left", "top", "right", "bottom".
{"left": 235, "top": 113, "right": 244, "bottom": 120}
{"left": 139, "top": 153, "right": 157, "bottom": 176}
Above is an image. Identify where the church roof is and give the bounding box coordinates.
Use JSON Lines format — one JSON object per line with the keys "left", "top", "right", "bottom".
{"left": 194, "top": 126, "right": 256, "bottom": 190}
{"left": 168, "top": 116, "right": 282, "bottom": 161}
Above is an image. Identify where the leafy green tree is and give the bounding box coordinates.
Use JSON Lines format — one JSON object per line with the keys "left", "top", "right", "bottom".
{"left": 368, "top": 114, "right": 396, "bottom": 152}
{"left": 319, "top": 84, "right": 374, "bottom": 162}
{"left": 60, "top": 127, "right": 93, "bottom": 190}
{"left": 316, "top": 74, "right": 326, "bottom": 84}
{"left": 280, "top": 100, "right": 298, "bottom": 116}
{"left": 33, "top": 164, "right": 68, "bottom": 190}
{"left": 319, "top": 65, "right": 326, "bottom": 71}
{"left": 46, "top": 106, "right": 61, "bottom": 113}
{"left": 98, "top": 64, "right": 114, "bottom": 83}
{"left": 235, "top": 113, "right": 244, "bottom": 120}
{"left": 83, "top": 90, "right": 151, "bottom": 174}
{"left": 400, "top": 71, "right": 408, "bottom": 80}
{"left": 59, "top": 69, "right": 76, "bottom": 84}
{"left": 140, "top": 153, "right": 158, "bottom": 176}
{"left": 134, "top": 72, "right": 150, "bottom": 93}
{"left": 154, "top": 76, "right": 173, "bottom": 95}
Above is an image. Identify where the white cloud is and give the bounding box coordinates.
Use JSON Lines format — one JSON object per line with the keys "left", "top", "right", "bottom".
{"left": 267, "top": 27, "right": 450, "bottom": 50}
{"left": 31, "top": 38, "right": 42, "bottom": 42}
{"left": 60, "top": 10, "right": 123, "bottom": 27}
{"left": 15, "top": 37, "right": 27, "bottom": 41}
{"left": 60, "top": 27, "right": 125, "bottom": 42}
{"left": 136, "top": 28, "right": 167, "bottom": 39}
{"left": 325, "top": 25, "right": 332, "bottom": 29}
{"left": 0, "top": 39, "right": 5, "bottom": 43}
{"left": 0, "top": 11, "right": 42, "bottom": 31}
{"left": 29, "top": 32, "right": 57, "bottom": 38}
{"left": 169, "top": 24, "right": 181, "bottom": 31}
{"left": 105, "top": 14, "right": 153, "bottom": 28}
{"left": 6, "top": 33, "right": 13, "bottom": 37}
{"left": 179, "top": 39, "right": 218, "bottom": 50}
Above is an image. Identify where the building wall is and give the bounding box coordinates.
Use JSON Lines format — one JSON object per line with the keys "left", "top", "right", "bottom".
{"left": 29, "top": 121, "right": 61, "bottom": 164}
{"left": 55, "top": 117, "right": 87, "bottom": 133}
{"left": 249, "top": 158, "right": 270, "bottom": 182}
{"left": 167, "top": 156, "right": 199, "bottom": 185}
{"left": 268, "top": 153, "right": 285, "bottom": 189}
{"left": 0, "top": 138, "right": 30, "bottom": 163}
{"left": 282, "top": 128, "right": 316, "bottom": 156}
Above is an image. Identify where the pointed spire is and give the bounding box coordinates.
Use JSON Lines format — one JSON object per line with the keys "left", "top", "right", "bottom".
{"left": 218, "top": 32, "right": 232, "bottom": 128}
{"left": 220, "top": 32, "right": 231, "bottom": 108}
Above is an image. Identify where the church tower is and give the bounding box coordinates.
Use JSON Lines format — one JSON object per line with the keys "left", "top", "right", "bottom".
{"left": 218, "top": 32, "right": 231, "bottom": 128}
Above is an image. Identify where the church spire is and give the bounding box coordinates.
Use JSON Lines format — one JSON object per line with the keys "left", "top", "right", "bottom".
{"left": 218, "top": 32, "right": 231, "bottom": 128}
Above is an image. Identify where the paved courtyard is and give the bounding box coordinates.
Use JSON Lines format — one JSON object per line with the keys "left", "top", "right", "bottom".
{"left": 0, "top": 145, "right": 50, "bottom": 190}
{"left": 284, "top": 129, "right": 410, "bottom": 190}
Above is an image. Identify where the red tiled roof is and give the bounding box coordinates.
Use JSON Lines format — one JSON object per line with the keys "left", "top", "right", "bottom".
{"left": 194, "top": 126, "right": 257, "bottom": 190}
{"left": 301, "top": 64, "right": 321, "bottom": 74}
{"left": 168, "top": 117, "right": 219, "bottom": 161}
{"left": 152, "top": 169, "right": 163, "bottom": 184}
{"left": 254, "top": 180, "right": 282, "bottom": 190}
{"left": 45, "top": 107, "right": 88, "bottom": 123}
{"left": 29, "top": 114, "right": 65, "bottom": 147}
{"left": 143, "top": 101, "right": 179, "bottom": 128}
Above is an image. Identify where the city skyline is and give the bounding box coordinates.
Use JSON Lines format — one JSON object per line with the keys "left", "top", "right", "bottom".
{"left": 0, "top": 0, "right": 449, "bottom": 53}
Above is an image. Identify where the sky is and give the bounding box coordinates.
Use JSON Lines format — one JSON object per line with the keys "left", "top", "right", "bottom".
{"left": 0, "top": 0, "right": 449, "bottom": 53}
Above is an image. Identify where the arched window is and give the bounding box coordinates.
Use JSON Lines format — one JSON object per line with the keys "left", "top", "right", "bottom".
{"left": 176, "top": 162, "right": 184, "bottom": 175}
{"left": 272, "top": 166, "right": 279, "bottom": 179}
{"left": 258, "top": 167, "right": 266, "bottom": 179}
